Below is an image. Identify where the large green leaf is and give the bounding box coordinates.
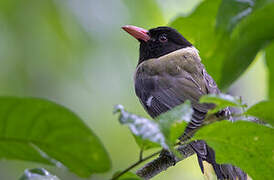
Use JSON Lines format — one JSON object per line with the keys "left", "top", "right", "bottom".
{"left": 245, "top": 101, "right": 274, "bottom": 126}
{"left": 216, "top": 0, "right": 274, "bottom": 33}
{"left": 0, "top": 97, "right": 110, "bottom": 177}
{"left": 265, "top": 42, "right": 274, "bottom": 100}
{"left": 219, "top": 3, "right": 274, "bottom": 88}
{"left": 194, "top": 121, "right": 274, "bottom": 180}
{"left": 216, "top": 0, "right": 253, "bottom": 33}
{"left": 214, "top": 0, "right": 274, "bottom": 89}
{"left": 19, "top": 168, "right": 60, "bottom": 180}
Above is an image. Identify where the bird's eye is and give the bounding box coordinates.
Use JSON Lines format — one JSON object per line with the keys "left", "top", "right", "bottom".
{"left": 159, "top": 34, "right": 168, "bottom": 43}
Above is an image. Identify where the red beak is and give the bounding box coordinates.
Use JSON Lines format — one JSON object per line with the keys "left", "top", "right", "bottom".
{"left": 122, "top": 25, "right": 150, "bottom": 42}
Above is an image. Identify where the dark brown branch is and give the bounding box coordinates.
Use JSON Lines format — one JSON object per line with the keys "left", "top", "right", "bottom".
{"left": 136, "top": 144, "right": 195, "bottom": 179}
{"left": 110, "top": 150, "right": 161, "bottom": 180}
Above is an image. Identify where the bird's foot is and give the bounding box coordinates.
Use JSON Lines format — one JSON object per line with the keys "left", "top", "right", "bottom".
{"left": 160, "top": 149, "right": 177, "bottom": 166}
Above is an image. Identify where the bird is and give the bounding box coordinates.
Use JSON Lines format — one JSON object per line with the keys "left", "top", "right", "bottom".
{"left": 123, "top": 25, "right": 221, "bottom": 135}
{"left": 122, "top": 25, "right": 247, "bottom": 180}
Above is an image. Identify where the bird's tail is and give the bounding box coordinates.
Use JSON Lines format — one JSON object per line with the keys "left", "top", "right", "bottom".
{"left": 190, "top": 140, "right": 248, "bottom": 180}
{"left": 180, "top": 107, "right": 248, "bottom": 179}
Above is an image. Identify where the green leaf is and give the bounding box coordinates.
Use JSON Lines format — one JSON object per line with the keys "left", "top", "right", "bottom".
{"left": 219, "top": 3, "right": 274, "bottom": 88}
{"left": 265, "top": 42, "right": 274, "bottom": 100}
{"left": 214, "top": 0, "right": 274, "bottom": 89}
{"left": 114, "top": 101, "right": 193, "bottom": 150}
{"left": 156, "top": 101, "right": 193, "bottom": 146}
{"left": 113, "top": 171, "right": 141, "bottom": 180}
{"left": 194, "top": 121, "right": 274, "bottom": 180}
{"left": 216, "top": 0, "right": 254, "bottom": 33}
{"left": 114, "top": 104, "right": 168, "bottom": 149}
{"left": 216, "top": 0, "right": 274, "bottom": 33}
{"left": 0, "top": 97, "right": 111, "bottom": 177}
{"left": 19, "top": 168, "right": 60, "bottom": 180}
{"left": 245, "top": 101, "right": 274, "bottom": 126}
{"left": 200, "top": 93, "right": 246, "bottom": 114}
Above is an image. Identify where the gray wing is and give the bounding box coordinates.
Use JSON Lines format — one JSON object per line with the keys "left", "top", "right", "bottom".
{"left": 202, "top": 68, "right": 220, "bottom": 94}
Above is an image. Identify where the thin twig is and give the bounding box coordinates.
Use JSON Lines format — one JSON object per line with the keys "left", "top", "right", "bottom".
{"left": 110, "top": 150, "right": 161, "bottom": 180}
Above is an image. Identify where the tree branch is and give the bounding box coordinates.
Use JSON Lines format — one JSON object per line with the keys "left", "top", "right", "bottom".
{"left": 136, "top": 144, "right": 195, "bottom": 179}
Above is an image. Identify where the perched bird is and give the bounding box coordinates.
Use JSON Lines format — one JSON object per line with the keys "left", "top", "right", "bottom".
{"left": 122, "top": 25, "right": 247, "bottom": 180}
{"left": 123, "top": 25, "right": 221, "bottom": 134}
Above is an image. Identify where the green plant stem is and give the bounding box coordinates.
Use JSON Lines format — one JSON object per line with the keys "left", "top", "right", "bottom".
{"left": 139, "top": 149, "right": 143, "bottom": 161}
{"left": 110, "top": 150, "right": 161, "bottom": 180}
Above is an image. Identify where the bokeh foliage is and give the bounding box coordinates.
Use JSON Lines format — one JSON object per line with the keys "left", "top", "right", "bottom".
{"left": 0, "top": 0, "right": 91, "bottom": 95}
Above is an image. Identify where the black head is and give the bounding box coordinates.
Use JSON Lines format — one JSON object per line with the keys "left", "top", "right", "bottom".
{"left": 122, "top": 25, "right": 192, "bottom": 65}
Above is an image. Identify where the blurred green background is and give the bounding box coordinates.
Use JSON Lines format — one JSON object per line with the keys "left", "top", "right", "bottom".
{"left": 0, "top": 0, "right": 267, "bottom": 179}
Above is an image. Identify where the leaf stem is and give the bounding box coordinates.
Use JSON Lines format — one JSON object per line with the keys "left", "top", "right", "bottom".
{"left": 139, "top": 149, "right": 143, "bottom": 161}
{"left": 110, "top": 150, "right": 161, "bottom": 180}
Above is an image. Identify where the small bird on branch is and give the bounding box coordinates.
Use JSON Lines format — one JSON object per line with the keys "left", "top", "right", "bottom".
{"left": 122, "top": 25, "right": 246, "bottom": 180}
